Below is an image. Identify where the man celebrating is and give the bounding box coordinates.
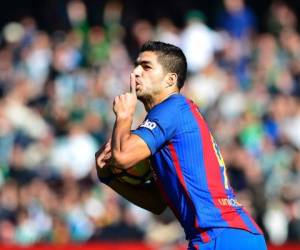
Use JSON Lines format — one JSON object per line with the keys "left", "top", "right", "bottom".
{"left": 96, "top": 41, "right": 267, "bottom": 250}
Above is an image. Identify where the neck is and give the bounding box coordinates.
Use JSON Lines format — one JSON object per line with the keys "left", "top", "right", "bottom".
{"left": 142, "top": 90, "right": 179, "bottom": 111}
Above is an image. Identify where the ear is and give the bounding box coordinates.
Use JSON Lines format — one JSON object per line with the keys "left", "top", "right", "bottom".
{"left": 165, "top": 73, "right": 178, "bottom": 87}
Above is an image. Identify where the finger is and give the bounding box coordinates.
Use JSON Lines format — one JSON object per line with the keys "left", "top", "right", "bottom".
{"left": 95, "top": 145, "right": 106, "bottom": 158}
{"left": 114, "top": 96, "right": 119, "bottom": 105}
{"left": 130, "top": 73, "right": 136, "bottom": 95}
{"left": 95, "top": 138, "right": 112, "bottom": 167}
{"left": 96, "top": 147, "right": 110, "bottom": 167}
{"left": 97, "top": 155, "right": 110, "bottom": 168}
{"left": 95, "top": 140, "right": 110, "bottom": 158}
{"left": 105, "top": 141, "right": 111, "bottom": 151}
{"left": 99, "top": 161, "right": 107, "bottom": 168}
{"left": 96, "top": 151, "right": 106, "bottom": 167}
{"left": 103, "top": 151, "right": 112, "bottom": 161}
{"left": 120, "top": 94, "right": 125, "bottom": 102}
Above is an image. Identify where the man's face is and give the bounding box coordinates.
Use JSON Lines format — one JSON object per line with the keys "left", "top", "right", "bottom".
{"left": 133, "top": 51, "right": 167, "bottom": 100}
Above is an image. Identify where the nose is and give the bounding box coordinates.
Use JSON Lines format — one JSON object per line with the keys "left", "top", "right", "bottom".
{"left": 133, "top": 65, "right": 142, "bottom": 77}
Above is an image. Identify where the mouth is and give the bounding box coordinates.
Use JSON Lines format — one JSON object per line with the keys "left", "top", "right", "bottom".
{"left": 136, "top": 86, "right": 142, "bottom": 92}
{"left": 135, "top": 81, "right": 142, "bottom": 90}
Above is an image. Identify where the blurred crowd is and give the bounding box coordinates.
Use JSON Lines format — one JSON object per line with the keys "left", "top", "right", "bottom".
{"left": 0, "top": 0, "right": 300, "bottom": 247}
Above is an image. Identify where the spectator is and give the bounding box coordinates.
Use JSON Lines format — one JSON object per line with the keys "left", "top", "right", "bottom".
{"left": 1, "top": 1, "right": 300, "bottom": 246}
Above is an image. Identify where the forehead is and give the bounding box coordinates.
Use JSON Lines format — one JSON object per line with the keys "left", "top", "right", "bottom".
{"left": 136, "top": 51, "right": 159, "bottom": 64}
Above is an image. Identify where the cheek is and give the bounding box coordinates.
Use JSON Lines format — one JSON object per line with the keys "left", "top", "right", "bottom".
{"left": 141, "top": 70, "right": 164, "bottom": 91}
{"left": 149, "top": 71, "right": 165, "bottom": 84}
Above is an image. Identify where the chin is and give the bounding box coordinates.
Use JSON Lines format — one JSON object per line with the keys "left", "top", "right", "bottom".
{"left": 136, "top": 94, "right": 143, "bottom": 101}
{"left": 136, "top": 92, "right": 148, "bottom": 102}
{"left": 136, "top": 90, "right": 143, "bottom": 98}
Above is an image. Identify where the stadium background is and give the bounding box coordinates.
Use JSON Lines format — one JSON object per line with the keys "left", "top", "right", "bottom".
{"left": 0, "top": 0, "right": 300, "bottom": 249}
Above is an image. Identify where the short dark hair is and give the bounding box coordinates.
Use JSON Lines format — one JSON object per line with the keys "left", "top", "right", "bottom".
{"left": 139, "top": 41, "right": 187, "bottom": 89}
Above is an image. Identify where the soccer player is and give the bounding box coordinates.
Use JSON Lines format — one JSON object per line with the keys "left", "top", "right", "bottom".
{"left": 95, "top": 41, "right": 267, "bottom": 250}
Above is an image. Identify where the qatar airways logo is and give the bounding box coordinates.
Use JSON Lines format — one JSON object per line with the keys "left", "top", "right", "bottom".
{"left": 140, "top": 119, "right": 157, "bottom": 130}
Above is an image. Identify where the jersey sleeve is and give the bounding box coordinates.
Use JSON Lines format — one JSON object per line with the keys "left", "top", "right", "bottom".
{"left": 132, "top": 104, "right": 177, "bottom": 154}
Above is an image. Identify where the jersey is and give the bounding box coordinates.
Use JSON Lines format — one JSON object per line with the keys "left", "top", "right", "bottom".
{"left": 132, "top": 94, "right": 263, "bottom": 243}
{"left": 188, "top": 228, "right": 267, "bottom": 250}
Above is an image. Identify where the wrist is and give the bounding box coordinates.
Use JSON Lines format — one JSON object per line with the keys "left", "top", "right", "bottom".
{"left": 116, "top": 114, "right": 134, "bottom": 121}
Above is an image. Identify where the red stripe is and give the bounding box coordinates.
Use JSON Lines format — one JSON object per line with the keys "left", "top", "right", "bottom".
{"left": 193, "top": 243, "right": 200, "bottom": 250}
{"left": 168, "top": 143, "right": 210, "bottom": 243}
{"left": 187, "top": 100, "right": 251, "bottom": 231}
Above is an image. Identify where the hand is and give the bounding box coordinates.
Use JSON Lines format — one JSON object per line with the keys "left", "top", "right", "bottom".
{"left": 95, "top": 139, "right": 114, "bottom": 184}
{"left": 113, "top": 73, "right": 137, "bottom": 119}
{"left": 95, "top": 139, "right": 112, "bottom": 168}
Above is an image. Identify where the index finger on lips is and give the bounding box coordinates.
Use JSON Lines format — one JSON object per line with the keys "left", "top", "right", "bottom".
{"left": 130, "top": 73, "right": 136, "bottom": 95}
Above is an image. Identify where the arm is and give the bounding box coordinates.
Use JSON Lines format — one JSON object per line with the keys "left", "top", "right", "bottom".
{"left": 111, "top": 73, "right": 151, "bottom": 168}
{"left": 95, "top": 140, "right": 167, "bottom": 215}
{"left": 112, "top": 117, "right": 151, "bottom": 168}
{"left": 108, "top": 179, "right": 167, "bottom": 215}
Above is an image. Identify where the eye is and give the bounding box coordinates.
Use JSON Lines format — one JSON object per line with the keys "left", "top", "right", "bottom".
{"left": 143, "top": 65, "right": 151, "bottom": 70}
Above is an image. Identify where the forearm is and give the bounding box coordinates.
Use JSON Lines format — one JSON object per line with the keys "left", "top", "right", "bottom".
{"left": 111, "top": 85, "right": 151, "bottom": 168}
{"left": 112, "top": 116, "right": 132, "bottom": 157}
{"left": 106, "top": 178, "right": 167, "bottom": 215}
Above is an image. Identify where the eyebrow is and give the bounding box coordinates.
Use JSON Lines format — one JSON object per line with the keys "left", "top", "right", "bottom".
{"left": 134, "top": 60, "right": 152, "bottom": 66}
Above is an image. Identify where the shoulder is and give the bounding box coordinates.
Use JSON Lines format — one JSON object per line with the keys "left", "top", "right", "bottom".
{"left": 148, "top": 94, "right": 187, "bottom": 118}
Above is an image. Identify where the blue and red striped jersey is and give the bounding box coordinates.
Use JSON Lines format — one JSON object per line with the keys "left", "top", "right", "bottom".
{"left": 132, "top": 94, "right": 262, "bottom": 242}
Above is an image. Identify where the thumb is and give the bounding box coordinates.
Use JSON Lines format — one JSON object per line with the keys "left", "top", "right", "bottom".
{"left": 130, "top": 73, "right": 137, "bottom": 95}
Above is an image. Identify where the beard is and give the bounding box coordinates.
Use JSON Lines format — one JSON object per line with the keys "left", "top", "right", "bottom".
{"left": 137, "top": 92, "right": 151, "bottom": 102}
{"left": 136, "top": 88, "right": 152, "bottom": 104}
